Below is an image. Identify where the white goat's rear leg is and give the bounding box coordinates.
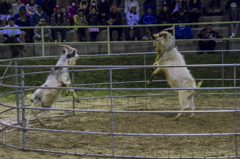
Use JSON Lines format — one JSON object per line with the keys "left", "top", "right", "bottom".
{"left": 65, "top": 89, "right": 70, "bottom": 96}
{"left": 35, "top": 110, "right": 51, "bottom": 126}
{"left": 189, "top": 97, "right": 195, "bottom": 119}
{"left": 26, "top": 109, "right": 32, "bottom": 128}
{"left": 71, "top": 89, "right": 80, "bottom": 103}
{"left": 175, "top": 91, "right": 187, "bottom": 120}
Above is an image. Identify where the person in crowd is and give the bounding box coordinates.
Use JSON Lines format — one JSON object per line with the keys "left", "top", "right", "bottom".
{"left": 140, "top": 6, "right": 158, "bottom": 40}
{"left": 107, "top": 5, "right": 123, "bottom": 41}
{"left": 178, "top": 0, "right": 188, "bottom": 11}
{"left": 197, "top": 24, "right": 220, "bottom": 54}
{"left": 188, "top": 0, "right": 201, "bottom": 26}
{"left": 124, "top": 0, "right": 139, "bottom": 13}
{"left": 157, "top": 4, "right": 171, "bottom": 31}
{"left": 74, "top": 8, "right": 87, "bottom": 41}
{"left": 35, "top": 0, "right": 43, "bottom": 5}
{"left": 87, "top": 7, "right": 99, "bottom": 41}
{"left": 31, "top": 5, "right": 49, "bottom": 26}
{"left": 26, "top": 0, "right": 38, "bottom": 17}
{"left": 13, "top": 5, "right": 32, "bottom": 42}
{"left": 174, "top": 8, "right": 189, "bottom": 23}
{"left": 143, "top": 0, "right": 156, "bottom": 15}
{"left": 205, "top": 0, "right": 224, "bottom": 15}
{"left": 68, "top": 0, "right": 79, "bottom": 25}
{"left": 89, "top": 0, "right": 98, "bottom": 13}
{"left": 175, "top": 25, "right": 194, "bottom": 39}
{"left": 12, "top": 0, "right": 25, "bottom": 15}
{"left": 51, "top": 5, "right": 67, "bottom": 42}
{"left": 225, "top": 0, "right": 240, "bottom": 12}
{"left": 33, "top": 18, "right": 51, "bottom": 42}
{"left": 80, "top": 0, "right": 89, "bottom": 17}
{"left": 3, "top": 17, "right": 26, "bottom": 58}
{"left": 109, "top": 0, "right": 121, "bottom": 7}
{"left": 0, "top": 0, "right": 12, "bottom": 27}
{"left": 41, "top": 0, "right": 56, "bottom": 20}
{"left": 125, "top": 3, "right": 140, "bottom": 41}
{"left": 227, "top": 2, "right": 240, "bottom": 38}
{"left": 98, "top": 0, "right": 109, "bottom": 25}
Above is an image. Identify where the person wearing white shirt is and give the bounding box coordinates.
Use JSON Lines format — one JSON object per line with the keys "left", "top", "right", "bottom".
{"left": 3, "top": 17, "right": 26, "bottom": 58}
{"left": 12, "top": 0, "right": 25, "bottom": 15}
{"left": 125, "top": 4, "right": 140, "bottom": 41}
{"left": 124, "top": 0, "right": 139, "bottom": 13}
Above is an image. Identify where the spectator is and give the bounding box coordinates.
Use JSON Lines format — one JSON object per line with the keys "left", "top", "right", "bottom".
{"left": 140, "top": 6, "right": 158, "bottom": 40}
{"left": 74, "top": 8, "right": 87, "bottom": 41}
{"left": 30, "top": 5, "right": 49, "bottom": 26}
{"left": 197, "top": 24, "right": 220, "bottom": 54}
{"left": 68, "top": 0, "right": 79, "bottom": 25}
{"left": 87, "top": 7, "right": 99, "bottom": 41}
{"left": 125, "top": 4, "right": 140, "bottom": 41}
{"left": 89, "top": 0, "right": 98, "bottom": 13}
{"left": 80, "top": 0, "right": 89, "bottom": 17}
{"left": 0, "top": 0, "right": 12, "bottom": 27}
{"left": 175, "top": 25, "right": 194, "bottom": 39}
{"left": 109, "top": 0, "right": 121, "bottom": 7}
{"left": 205, "top": 0, "right": 224, "bottom": 15}
{"left": 51, "top": 5, "right": 67, "bottom": 42}
{"left": 227, "top": 2, "right": 240, "bottom": 38}
{"left": 189, "top": 0, "right": 201, "bottom": 26}
{"left": 168, "top": 0, "right": 179, "bottom": 15}
{"left": 98, "top": 0, "right": 109, "bottom": 25}
{"left": 226, "top": 0, "right": 240, "bottom": 12}
{"left": 41, "top": 0, "right": 56, "bottom": 20}
{"left": 143, "top": 0, "right": 156, "bottom": 15}
{"left": 13, "top": 5, "right": 32, "bottom": 42}
{"left": 178, "top": 0, "right": 188, "bottom": 11}
{"left": 12, "top": 0, "right": 25, "bottom": 15}
{"left": 157, "top": 4, "right": 171, "bottom": 31}
{"left": 36, "top": 0, "right": 43, "bottom": 5}
{"left": 3, "top": 17, "right": 26, "bottom": 58}
{"left": 124, "top": 0, "right": 139, "bottom": 13}
{"left": 33, "top": 18, "right": 51, "bottom": 42}
{"left": 26, "top": 0, "right": 38, "bottom": 17}
{"left": 174, "top": 8, "right": 189, "bottom": 23}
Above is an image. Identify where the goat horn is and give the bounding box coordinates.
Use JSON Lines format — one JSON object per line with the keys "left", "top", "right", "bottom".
{"left": 55, "top": 45, "right": 74, "bottom": 50}
{"left": 163, "top": 25, "right": 175, "bottom": 31}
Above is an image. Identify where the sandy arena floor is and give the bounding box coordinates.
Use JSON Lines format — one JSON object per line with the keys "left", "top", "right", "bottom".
{"left": 0, "top": 92, "right": 240, "bottom": 159}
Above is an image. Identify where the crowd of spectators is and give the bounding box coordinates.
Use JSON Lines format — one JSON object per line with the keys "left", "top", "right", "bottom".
{"left": 0, "top": 0, "right": 238, "bottom": 57}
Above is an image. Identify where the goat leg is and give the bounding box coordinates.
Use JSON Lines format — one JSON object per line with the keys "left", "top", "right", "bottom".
{"left": 147, "top": 68, "right": 162, "bottom": 84}
{"left": 65, "top": 89, "right": 70, "bottom": 96}
{"left": 71, "top": 89, "right": 80, "bottom": 103}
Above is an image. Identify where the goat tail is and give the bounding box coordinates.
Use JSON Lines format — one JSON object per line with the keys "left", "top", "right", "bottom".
{"left": 196, "top": 81, "right": 203, "bottom": 88}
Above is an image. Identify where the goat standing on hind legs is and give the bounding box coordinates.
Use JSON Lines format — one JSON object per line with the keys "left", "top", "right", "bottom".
{"left": 25, "top": 45, "right": 80, "bottom": 127}
{"left": 147, "top": 26, "right": 203, "bottom": 120}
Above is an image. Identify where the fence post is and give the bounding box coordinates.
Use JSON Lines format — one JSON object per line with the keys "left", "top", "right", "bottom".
{"left": 72, "top": 67, "right": 75, "bottom": 115}
{"left": 15, "top": 60, "right": 20, "bottom": 124}
{"left": 144, "top": 54, "right": 147, "bottom": 109}
{"left": 234, "top": 63, "right": 238, "bottom": 156}
{"left": 222, "top": 48, "right": 225, "bottom": 109}
{"left": 21, "top": 67, "right": 26, "bottom": 149}
{"left": 107, "top": 26, "right": 111, "bottom": 55}
{"left": 173, "top": 25, "right": 175, "bottom": 48}
{"left": 41, "top": 27, "right": 45, "bottom": 56}
{"left": 110, "top": 65, "right": 115, "bottom": 157}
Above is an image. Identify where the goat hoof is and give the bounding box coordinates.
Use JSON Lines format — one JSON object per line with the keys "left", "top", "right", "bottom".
{"left": 190, "top": 116, "right": 194, "bottom": 119}
{"left": 147, "top": 81, "right": 151, "bottom": 85}
{"left": 65, "top": 93, "right": 69, "bottom": 97}
{"left": 75, "top": 99, "right": 80, "bottom": 103}
{"left": 173, "top": 117, "right": 179, "bottom": 121}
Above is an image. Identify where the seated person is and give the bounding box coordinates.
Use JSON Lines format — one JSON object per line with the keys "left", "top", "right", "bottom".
{"left": 79, "top": 0, "right": 89, "bottom": 17}
{"left": 3, "top": 17, "right": 26, "bottom": 58}
{"left": 143, "top": 0, "right": 156, "bottom": 15}
{"left": 68, "top": 0, "right": 79, "bottom": 25}
{"left": 205, "top": 0, "right": 224, "bottom": 16}
{"left": 174, "top": 8, "right": 189, "bottom": 23}
{"left": 41, "top": 0, "right": 56, "bottom": 20}
{"left": 140, "top": 6, "right": 158, "bottom": 40}
{"left": 227, "top": 2, "right": 240, "bottom": 38}
{"left": 225, "top": 0, "right": 240, "bottom": 12}
{"left": 51, "top": 5, "right": 67, "bottom": 42}
{"left": 74, "top": 8, "right": 87, "bottom": 41}
{"left": 87, "top": 7, "right": 99, "bottom": 41}
{"left": 125, "top": 4, "right": 140, "bottom": 41}
{"left": 13, "top": 5, "right": 32, "bottom": 43}
{"left": 124, "top": 0, "right": 139, "bottom": 13}
{"left": 98, "top": 0, "right": 109, "bottom": 25}
{"left": 189, "top": 0, "right": 202, "bottom": 26}
{"left": 197, "top": 24, "right": 220, "bottom": 54}
{"left": 0, "top": 0, "right": 12, "bottom": 27}
{"left": 89, "top": 0, "right": 98, "bottom": 13}
{"left": 175, "top": 25, "right": 194, "bottom": 39}
{"left": 157, "top": 4, "right": 171, "bottom": 31}
{"left": 33, "top": 18, "right": 51, "bottom": 42}
{"left": 178, "top": 0, "right": 189, "bottom": 12}
{"left": 107, "top": 5, "right": 123, "bottom": 41}
{"left": 12, "top": 0, "right": 25, "bottom": 15}
{"left": 30, "top": 6, "right": 49, "bottom": 26}
{"left": 26, "top": 0, "right": 38, "bottom": 17}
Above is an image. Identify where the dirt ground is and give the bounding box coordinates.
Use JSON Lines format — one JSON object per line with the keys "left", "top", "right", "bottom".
{"left": 1, "top": 93, "right": 240, "bottom": 159}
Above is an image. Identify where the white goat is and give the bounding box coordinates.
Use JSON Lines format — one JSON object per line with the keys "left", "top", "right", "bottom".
{"left": 147, "top": 27, "right": 202, "bottom": 120}
{"left": 26, "top": 45, "right": 80, "bottom": 127}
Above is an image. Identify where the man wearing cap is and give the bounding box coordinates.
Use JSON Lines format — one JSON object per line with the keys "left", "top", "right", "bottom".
{"left": 30, "top": 5, "right": 49, "bottom": 26}
{"left": 227, "top": 2, "right": 240, "bottom": 38}
{"left": 51, "top": 5, "right": 67, "bottom": 42}
{"left": 33, "top": 18, "right": 51, "bottom": 42}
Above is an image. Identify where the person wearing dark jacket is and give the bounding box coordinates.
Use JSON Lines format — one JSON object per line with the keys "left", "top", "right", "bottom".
{"left": 143, "top": 0, "right": 157, "bottom": 15}
{"left": 197, "top": 24, "right": 220, "bottom": 54}
{"left": 79, "top": 0, "right": 89, "bottom": 17}
{"left": 158, "top": 4, "right": 171, "bottom": 31}
{"left": 174, "top": 8, "right": 189, "bottom": 23}
{"left": 51, "top": 5, "right": 68, "bottom": 42}
{"left": 87, "top": 7, "right": 99, "bottom": 41}
{"left": 13, "top": 5, "right": 32, "bottom": 42}
{"left": 140, "top": 6, "right": 158, "bottom": 40}
{"left": 107, "top": 6, "right": 123, "bottom": 41}
{"left": 30, "top": 5, "right": 50, "bottom": 26}
{"left": 225, "top": 0, "right": 240, "bottom": 12}
{"left": 188, "top": 0, "right": 201, "bottom": 26}
{"left": 41, "top": 0, "right": 56, "bottom": 20}
{"left": 98, "top": 0, "right": 110, "bottom": 25}
{"left": 0, "top": 0, "right": 12, "bottom": 27}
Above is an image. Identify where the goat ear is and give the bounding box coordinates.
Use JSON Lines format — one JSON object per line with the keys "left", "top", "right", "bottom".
{"left": 153, "top": 33, "right": 159, "bottom": 38}
{"left": 62, "top": 47, "right": 68, "bottom": 53}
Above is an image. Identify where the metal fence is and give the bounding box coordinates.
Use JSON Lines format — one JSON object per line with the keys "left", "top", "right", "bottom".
{"left": 0, "top": 51, "right": 239, "bottom": 158}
